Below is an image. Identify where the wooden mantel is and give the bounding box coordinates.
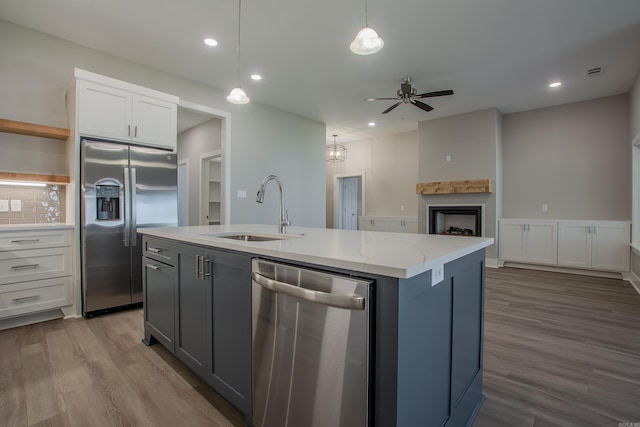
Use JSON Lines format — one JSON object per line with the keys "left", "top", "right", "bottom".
{"left": 416, "top": 179, "right": 493, "bottom": 195}
{"left": 0, "top": 118, "right": 70, "bottom": 140}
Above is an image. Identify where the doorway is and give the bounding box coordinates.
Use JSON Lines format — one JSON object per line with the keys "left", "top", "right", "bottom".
{"left": 335, "top": 174, "right": 364, "bottom": 230}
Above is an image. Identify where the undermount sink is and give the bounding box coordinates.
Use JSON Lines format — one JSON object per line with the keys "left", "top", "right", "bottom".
{"left": 203, "top": 231, "right": 304, "bottom": 242}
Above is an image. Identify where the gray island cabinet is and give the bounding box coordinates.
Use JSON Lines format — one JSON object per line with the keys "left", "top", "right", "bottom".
{"left": 140, "top": 225, "right": 493, "bottom": 427}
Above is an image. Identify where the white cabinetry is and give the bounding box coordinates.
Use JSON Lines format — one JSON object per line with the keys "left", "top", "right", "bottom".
{"left": 557, "top": 221, "right": 630, "bottom": 272}
{"left": 75, "top": 69, "right": 178, "bottom": 151}
{"left": 0, "top": 228, "right": 73, "bottom": 320}
{"left": 499, "top": 220, "right": 558, "bottom": 265}
{"left": 358, "top": 216, "right": 418, "bottom": 233}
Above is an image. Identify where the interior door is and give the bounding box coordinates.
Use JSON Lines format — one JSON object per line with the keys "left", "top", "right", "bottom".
{"left": 338, "top": 176, "right": 360, "bottom": 230}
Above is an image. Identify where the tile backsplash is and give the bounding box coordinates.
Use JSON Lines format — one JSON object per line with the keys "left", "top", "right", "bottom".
{"left": 0, "top": 184, "right": 66, "bottom": 224}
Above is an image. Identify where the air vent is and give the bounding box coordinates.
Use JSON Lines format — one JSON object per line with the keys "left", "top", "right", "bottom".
{"left": 586, "top": 66, "right": 603, "bottom": 77}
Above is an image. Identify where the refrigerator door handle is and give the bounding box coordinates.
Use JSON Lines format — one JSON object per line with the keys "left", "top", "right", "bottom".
{"left": 123, "top": 167, "right": 130, "bottom": 247}
{"left": 130, "top": 168, "right": 137, "bottom": 246}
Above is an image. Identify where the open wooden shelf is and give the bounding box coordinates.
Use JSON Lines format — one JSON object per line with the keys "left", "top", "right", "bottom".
{"left": 0, "top": 118, "right": 70, "bottom": 140}
{"left": 0, "top": 172, "right": 70, "bottom": 184}
{"left": 416, "top": 179, "right": 493, "bottom": 195}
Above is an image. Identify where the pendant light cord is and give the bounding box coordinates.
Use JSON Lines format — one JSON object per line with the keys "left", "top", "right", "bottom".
{"left": 236, "top": 0, "right": 242, "bottom": 85}
{"left": 364, "top": 0, "right": 368, "bottom": 27}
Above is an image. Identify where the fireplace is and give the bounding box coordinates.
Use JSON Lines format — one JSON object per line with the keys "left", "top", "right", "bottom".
{"left": 428, "top": 205, "right": 483, "bottom": 236}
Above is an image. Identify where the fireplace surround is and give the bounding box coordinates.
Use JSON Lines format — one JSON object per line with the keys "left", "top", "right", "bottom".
{"left": 428, "top": 205, "right": 483, "bottom": 236}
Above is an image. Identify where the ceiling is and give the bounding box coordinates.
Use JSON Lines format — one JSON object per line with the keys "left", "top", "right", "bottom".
{"left": 2, "top": 0, "right": 640, "bottom": 142}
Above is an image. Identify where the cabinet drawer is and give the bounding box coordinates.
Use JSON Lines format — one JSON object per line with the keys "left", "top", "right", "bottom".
{"left": 0, "top": 247, "right": 72, "bottom": 285}
{"left": 0, "top": 229, "right": 71, "bottom": 251}
{"left": 144, "top": 237, "right": 175, "bottom": 266}
{"left": 0, "top": 276, "right": 72, "bottom": 319}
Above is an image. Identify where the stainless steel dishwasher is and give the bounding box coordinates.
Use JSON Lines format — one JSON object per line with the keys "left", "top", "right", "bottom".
{"left": 251, "top": 258, "right": 372, "bottom": 427}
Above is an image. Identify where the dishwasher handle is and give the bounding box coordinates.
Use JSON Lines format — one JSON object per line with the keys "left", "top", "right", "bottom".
{"left": 252, "top": 271, "right": 365, "bottom": 311}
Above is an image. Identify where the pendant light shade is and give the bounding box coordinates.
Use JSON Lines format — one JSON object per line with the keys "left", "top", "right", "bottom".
{"left": 227, "top": 0, "right": 250, "bottom": 104}
{"left": 226, "top": 86, "right": 250, "bottom": 104}
{"left": 350, "top": 26, "right": 384, "bottom": 55}
{"left": 326, "top": 135, "right": 347, "bottom": 162}
{"left": 350, "top": 0, "right": 384, "bottom": 55}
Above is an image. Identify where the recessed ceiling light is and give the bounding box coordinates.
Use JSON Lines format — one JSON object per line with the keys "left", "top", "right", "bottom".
{"left": 250, "top": 74, "right": 262, "bottom": 81}
{"left": 368, "top": 122, "right": 376, "bottom": 127}
{"left": 549, "top": 81, "right": 562, "bottom": 88}
{"left": 204, "top": 38, "right": 218, "bottom": 47}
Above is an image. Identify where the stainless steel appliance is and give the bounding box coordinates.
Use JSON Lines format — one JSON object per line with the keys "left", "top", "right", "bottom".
{"left": 81, "top": 139, "right": 177, "bottom": 316}
{"left": 251, "top": 259, "right": 372, "bottom": 427}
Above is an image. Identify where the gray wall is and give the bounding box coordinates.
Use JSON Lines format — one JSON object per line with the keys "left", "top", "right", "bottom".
{"left": 0, "top": 20, "right": 326, "bottom": 227}
{"left": 502, "top": 94, "right": 630, "bottom": 220}
{"left": 325, "top": 131, "right": 418, "bottom": 228}
{"left": 177, "top": 118, "right": 222, "bottom": 226}
{"left": 417, "top": 108, "right": 501, "bottom": 259}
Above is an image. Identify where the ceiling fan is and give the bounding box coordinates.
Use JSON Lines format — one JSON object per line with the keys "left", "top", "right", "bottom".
{"left": 366, "top": 77, "right": 454, "bottom": 114}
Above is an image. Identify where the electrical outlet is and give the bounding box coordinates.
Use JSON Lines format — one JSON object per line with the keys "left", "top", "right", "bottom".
{"left": 431, "top": 265, "right": 444, "bottom": 286}
{"left": 0, "top": 200, "right": 8, "bottom": 212}
{"left": 542, "top": 204, "right": 549, "bottom": 212}
{"left": 237, "top": 190, "right": 247, "bottom": 198}
{"left": 400, "top": 205, "right": 405, "bottom": 212}
{"left": 445, "top": 155, "right": 451, "bottom": 162}
{"left": 10, "top": 199, "right": 22, "bottom": 212}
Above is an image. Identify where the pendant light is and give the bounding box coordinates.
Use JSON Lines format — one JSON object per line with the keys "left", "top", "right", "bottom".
{"left": 227, "top": 0, "right": 250, "bottom": 104}
{"left": 350, "top": 0, "right": 384, "bottom": 55}
{"left": 326, "top": 135, "right": 347, "bottom": 162}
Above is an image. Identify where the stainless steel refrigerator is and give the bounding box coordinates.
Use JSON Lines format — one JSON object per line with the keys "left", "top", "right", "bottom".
{"left": 80, "top": 139, "right": 177, "bottom": 316}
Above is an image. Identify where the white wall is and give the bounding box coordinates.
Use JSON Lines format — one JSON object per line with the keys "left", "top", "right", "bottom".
{"left": 325, "top": 131, "right": 418, "bottom": 228}
{"left": 177, "top": 118, "right": 222, "bottom": 226}
{"left": 502, "top": 94, "right": 630, "bottom": 220}
{"left": 0, "top": 20, "right": 326, "bottom": 227}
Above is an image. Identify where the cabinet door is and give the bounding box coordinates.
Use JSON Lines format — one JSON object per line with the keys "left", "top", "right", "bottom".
{"left": 525, "top": 222, "right": 558, "bottom": 265}
{"left": 591, "top": 222, "right": 630, "bottom": 271}
{"left": 358, "top": 217, "right": 372, "bottom": 231}
{"left": 78, "top": 80, "right": 132, "bottom": 140}
{"left": 499, "top": 222, "right": 526, "bottom": 262}
{"left": 370, "top": 218, "right": 389, "bottom": 232}
{"left": 175, "top": 245, "right": 209, "bottom": 378}
{"left": 208, "top": 250, "right": 252, "bottom": 415}
{"left": 143, "top": 256, "right": 175, "bottom": 352}
{"left": 557, "top": 222, "right": 591, "bottom": 268}
{"left": 388, "top": 219, "right": 418, "bottom": 233}
{"left": 132, "top": 94, "right": 177, "bottom": 150}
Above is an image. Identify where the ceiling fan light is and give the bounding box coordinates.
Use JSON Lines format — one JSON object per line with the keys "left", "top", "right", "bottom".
{"left": 350, "top": 26, "right": 384, "bottom": 55}
{"left": 226, "top": 86, "right": 250, "bottom": 104}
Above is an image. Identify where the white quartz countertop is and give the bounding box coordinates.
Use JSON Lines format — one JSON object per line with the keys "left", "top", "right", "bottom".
{"left": 141, "top": 224, "right": 494, "bottom": 279}
{"left": 0, "top": 223, "right": 75, "bottom": 231}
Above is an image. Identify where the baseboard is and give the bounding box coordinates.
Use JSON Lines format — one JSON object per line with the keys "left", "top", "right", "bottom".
{"left": 630, "top": 271, "right": 640, "bottom": 295}
{"left": 485, "top": 258, "right": 499, "bottom": 268}
{"left": 500, "top": 261, "right": 625, "bottom": 280}
{"left": 0, "top": 309, "right": 64, "bottom": 331}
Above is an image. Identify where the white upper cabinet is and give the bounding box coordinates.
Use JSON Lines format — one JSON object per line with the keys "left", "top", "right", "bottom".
{"left": 75, "top": 69, "right": 178, "bottom": 151}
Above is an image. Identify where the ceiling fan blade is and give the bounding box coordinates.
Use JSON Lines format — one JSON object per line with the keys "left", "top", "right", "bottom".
{"left": 382, "top": 102, "right": 402, "bottom": 114}
{"left": 366, "top": 97, "right": 399, "bottom": 101}
{"left": 416, "top": 90, "right": 454, "bottom": 98}
{"left": 412, "top": 100, "right": 434, "bottom": 112}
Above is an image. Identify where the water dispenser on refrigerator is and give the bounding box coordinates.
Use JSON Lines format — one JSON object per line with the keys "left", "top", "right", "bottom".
{"left": 96, "top": 185, "right": 120, "bottom": 220}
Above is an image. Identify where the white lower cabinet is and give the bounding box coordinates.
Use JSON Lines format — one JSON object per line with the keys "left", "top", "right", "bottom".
{"left": 499, "top": 220, "right": 558, "bottom": 265}
{"left": 0, "top": 228, "right": 73, "bottom": 320}
{"left": 358, "top": 216, "right": 418, "bottom": 233}
{"left": 557, "top": 221, "right": 630, "bottom": 272}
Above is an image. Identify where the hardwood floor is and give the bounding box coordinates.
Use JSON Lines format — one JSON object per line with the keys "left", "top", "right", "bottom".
{"left": 475, "top": 267, "right": 640, "bottom": 427}
{"left": 1, "top": 267, "right": 639, "bottom": 426}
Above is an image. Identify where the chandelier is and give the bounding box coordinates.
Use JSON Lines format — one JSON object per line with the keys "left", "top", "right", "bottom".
{"left": 326, "top": 134, "right": 347, "bottom": 162}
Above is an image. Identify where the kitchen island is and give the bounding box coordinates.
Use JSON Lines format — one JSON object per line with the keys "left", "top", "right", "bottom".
{"left": 140, "top": 224, "right": 493, "bottom": 427}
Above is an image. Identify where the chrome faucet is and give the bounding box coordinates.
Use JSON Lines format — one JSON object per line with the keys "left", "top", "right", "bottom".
{"left": 256, "top": 174, "right": 290, "bottom": 234}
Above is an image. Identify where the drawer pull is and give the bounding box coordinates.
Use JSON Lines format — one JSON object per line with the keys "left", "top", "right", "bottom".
{"left": 12, "top": 295, "right": 40, "bottom": 303}
{"left": 147, "top": 247, "right": 165, "bottom": 254}
{"left": 10, "top": 239, "right": 41, "bottom": 243}
{"left": 147, "top": 264, "right": 166, "bottom": 270}
{"left": 11, "top": 264, "right": 40, "bottom": 270}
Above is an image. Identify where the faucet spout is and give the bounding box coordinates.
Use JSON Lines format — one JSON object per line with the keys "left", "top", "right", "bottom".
{"left": 256, "top": 174, "right": 290, "bottom": 234}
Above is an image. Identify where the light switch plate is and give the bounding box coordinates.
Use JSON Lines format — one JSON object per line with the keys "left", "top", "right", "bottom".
{"left": 0, "top": 200, "right": 8, "bottom": 212}
{"left": 10, "top": 199, "right": 22, "bottom": 212}
{"left": 237, "top": 190, "right": 247, "bottom": 198}
{"left": 431, "top": 265, "right": 444, "bottom": 286}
